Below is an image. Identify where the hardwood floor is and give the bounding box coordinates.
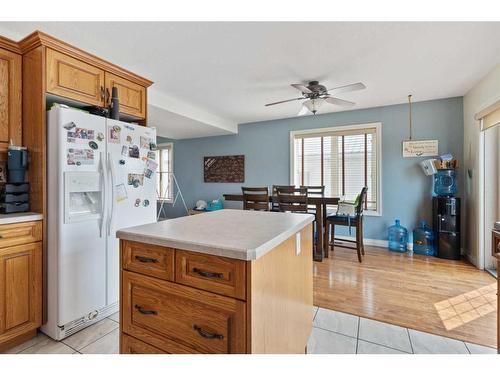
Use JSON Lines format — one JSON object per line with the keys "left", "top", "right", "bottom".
{"left": 313, "top": 246, "right": 497, "bottom": 348}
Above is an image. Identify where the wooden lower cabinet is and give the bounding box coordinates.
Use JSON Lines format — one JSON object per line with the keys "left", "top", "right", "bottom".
{"left": 121, "top": 271, "right": 246, "bottom": 354}
{"left": 121, "top": 334, "right": 167, "bottom": 354}
{"left": 0, "top": 240, "right": 42, "bottom": 351}
{"left": 119, "top": 224, "right": 313, "bottom": 354}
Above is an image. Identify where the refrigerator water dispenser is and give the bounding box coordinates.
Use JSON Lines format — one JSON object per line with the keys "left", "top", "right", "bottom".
{"left": 64, "top": 171, "right": 102, "bottom": 223}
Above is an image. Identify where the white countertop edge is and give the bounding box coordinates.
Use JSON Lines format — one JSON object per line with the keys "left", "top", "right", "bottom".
{"left": 0, "top": 212, "right": 43, "bottom": 225}
{"left": 116, "top": 214, "right": 314, "bottom": 261}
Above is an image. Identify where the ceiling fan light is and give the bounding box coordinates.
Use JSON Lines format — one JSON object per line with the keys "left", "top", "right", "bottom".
{"left": 303, "top": 98, "right": 324, "bottom": 114}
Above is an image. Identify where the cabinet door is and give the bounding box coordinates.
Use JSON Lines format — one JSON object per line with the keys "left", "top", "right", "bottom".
{"left": 105, "top": 72, "right": 146, "bottom": 119}
{"left": 0, "top": 242, "right": 42, "bottom": 343}
{"left": 0, "top": 48, "right": 22, "bottom": 151}
{"left": 46, "top": 48, "right": 105, "bottom": 107}
{"left": 121, "top": 333, "right": 166, "bottom": 354}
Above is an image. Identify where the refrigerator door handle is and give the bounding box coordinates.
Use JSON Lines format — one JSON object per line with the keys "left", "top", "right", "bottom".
{"left": 99, "top": 152, "right": 106, "bottom": 238}
{"left": 107, "top": 152, "right": 116, "bottom": 236}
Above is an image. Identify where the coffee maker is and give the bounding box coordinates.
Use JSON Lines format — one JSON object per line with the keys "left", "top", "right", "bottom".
{"left": 0, "top": 144, "right": 30, "bottom": 213}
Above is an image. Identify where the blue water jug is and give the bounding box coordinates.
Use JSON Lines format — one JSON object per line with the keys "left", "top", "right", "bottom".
{"left": 433, "top": 169, "right": 457, "bottom": 197}
{"left": 413, "top": 220, "right": 435, "bottom": 256}
{"left": 388, "top": 219, "right": 408, "bottom": 253}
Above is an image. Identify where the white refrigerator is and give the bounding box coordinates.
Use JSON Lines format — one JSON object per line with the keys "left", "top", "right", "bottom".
{"left": 43, "top": 106, "right": 157, "bottom": 340}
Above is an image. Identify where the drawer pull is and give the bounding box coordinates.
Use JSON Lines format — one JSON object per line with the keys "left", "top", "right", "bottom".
{"left": 193, "top": 325, "right": 224, "bottom": 340}
{"left": 135, "top": 255, "right": 159, "bottom": 263}
{"left": 134, "top": 304, "right": 158, "bottom": 316}
{"left": 192, "top": 268, "right": 223, "bottom": 279}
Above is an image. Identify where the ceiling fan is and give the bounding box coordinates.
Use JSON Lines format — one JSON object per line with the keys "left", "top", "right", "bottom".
{"left": 265, "top": 80, "right": 366, "bottom": 115}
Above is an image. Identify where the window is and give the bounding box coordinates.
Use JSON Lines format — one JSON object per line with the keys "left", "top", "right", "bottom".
{"left": 290, "top": 123, "right": 382, "bottom": 215}
{"left": 155, "top": 142, "right": 173, "bottom": 203}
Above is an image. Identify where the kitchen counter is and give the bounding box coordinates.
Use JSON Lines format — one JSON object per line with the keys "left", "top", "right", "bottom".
{"left": 0, "top": 212, "right": 43, "bottom": 225}
{"left": 117, "top": 209, "right": 314, "bottom": 354}
{"left": 116, "top": 209, "right": 314, "bottom": 260}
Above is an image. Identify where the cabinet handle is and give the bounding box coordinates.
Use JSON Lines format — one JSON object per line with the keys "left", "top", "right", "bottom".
{"left": 106, "top": 88, "right": 111, "bottom": 105}
{"left": 100, "top": 86, "right": 105, "bottom": 100}
{"left": 135, "top": 255, "right": 159, "bottom": 263}
{"left": 192, "top": 268, "right": 223, "bottom": 279}
{"left": 193, "top": 325, "right": 224, "bottom": 340}
{"left": 134, "top": 304, "right": 157, "bottom": 315}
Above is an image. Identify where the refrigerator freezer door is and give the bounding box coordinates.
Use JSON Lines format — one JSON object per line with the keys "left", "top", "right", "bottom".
{"left": 46, "top": 107, "right": 108, "bottom": 327}
{"left": 105, "top": 119, "right": 157, "bottom": 305}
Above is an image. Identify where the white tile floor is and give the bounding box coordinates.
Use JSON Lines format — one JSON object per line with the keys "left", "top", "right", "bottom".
{"left": 309, "top": 306, "right": 497, "bottom": 354}
{"left": 2, "top": 307, "right": 497, "bottom": 354}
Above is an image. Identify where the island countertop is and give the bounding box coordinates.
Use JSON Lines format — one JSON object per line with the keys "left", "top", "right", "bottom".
{"left": 116, "top": 209, "right": 314, "bottom": 261}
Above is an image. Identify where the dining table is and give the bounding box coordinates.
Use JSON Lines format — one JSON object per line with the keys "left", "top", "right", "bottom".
{"left": 222, "top": 193, "right": 339, "bottom": 262}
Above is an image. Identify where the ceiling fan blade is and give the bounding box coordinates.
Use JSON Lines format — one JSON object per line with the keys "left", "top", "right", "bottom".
{"left": 291, "top": 84, "right": 312, "bottom": 94}
{"left": 265, "top": 97, "right": 303, "bottom": 106}
{"left": 327, "top": 82, "right": 366, "bottom": 95}
{"left": 297, "top": 104, "right": 309, "bottom": 116}
{"left": 324, "top": 96, "right": 356, "bottom": 107}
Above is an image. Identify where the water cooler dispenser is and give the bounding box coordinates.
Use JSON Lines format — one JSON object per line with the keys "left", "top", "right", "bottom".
{"left": 432, "top": 196, "right": 461, "bottom": 260}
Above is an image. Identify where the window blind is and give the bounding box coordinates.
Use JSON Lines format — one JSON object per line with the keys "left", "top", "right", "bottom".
{"left": 156, "top": 145, "right": 173, "bottom": 202}
{"left": 293, "top": 126, "right": 378, "bottom": 211}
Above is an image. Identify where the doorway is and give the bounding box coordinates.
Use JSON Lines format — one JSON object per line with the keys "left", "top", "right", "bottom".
{"left": 481, "top": 124, "right": 499, "bottom": 277}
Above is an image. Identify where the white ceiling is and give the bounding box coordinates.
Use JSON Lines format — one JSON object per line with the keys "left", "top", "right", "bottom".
{"left": 148, "top": 104, "right": 235, "bottom": 139}
{"left": 1, "top": 22, "right": 500, "bottom": 138}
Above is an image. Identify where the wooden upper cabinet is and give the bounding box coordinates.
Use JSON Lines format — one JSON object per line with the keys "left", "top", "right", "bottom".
{"left": 105, "top": 72, "right": 146, "bottom": 118}
{"left": 0, "top": 242, "right": 42, "bottom": 342}
{"left": 0, "top": 47, "right": 22, "bottom": 150}
{"left": 46, "top": 48, "right": 105, "bottom": 107}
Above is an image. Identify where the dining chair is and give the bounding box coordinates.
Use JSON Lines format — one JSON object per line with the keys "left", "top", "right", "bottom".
{"left": 275, "top": 186, "right": 309, "bottom": 213}
{"left": 271, "top": 185, "right": 294, "bottom": 212}
{"left": 324, "top": 187, "right": 368, "bottom": 263}
{"left": 241, "top": 187, "right": 270, "bottom": 211}
{"left": 300, "top": 185, "right": 325, "bottom": 215}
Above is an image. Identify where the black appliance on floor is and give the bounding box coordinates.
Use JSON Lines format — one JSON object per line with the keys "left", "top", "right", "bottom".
{"left": 432, "top": 196, "right": 461, "bottom": 260}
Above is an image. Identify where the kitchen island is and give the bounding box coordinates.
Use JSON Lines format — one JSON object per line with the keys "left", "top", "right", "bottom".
{"left": 116, "top": 209, "right": 314, "bottom": 354}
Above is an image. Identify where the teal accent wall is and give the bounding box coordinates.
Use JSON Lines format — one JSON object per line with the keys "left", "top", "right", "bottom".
{"left": 160, "top": 97, "right": 463, "bottom": 240}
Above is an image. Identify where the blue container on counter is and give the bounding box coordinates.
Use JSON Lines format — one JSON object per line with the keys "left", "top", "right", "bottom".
{"left": 388, "top": 219, "right": 408, "bottom": 253}
{"left": 206, "top": 199, "right": 224, "bottom": 211}
{"left": 413, "top": 220, "right": 436, "bottom": 256}
{"left": 433, "top": 169, "right": 457, "bottom": 197}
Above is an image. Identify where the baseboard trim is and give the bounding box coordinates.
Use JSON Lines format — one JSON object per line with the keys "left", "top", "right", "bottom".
{"left": 335, "top": 235, "right": 414, "bottom": 251}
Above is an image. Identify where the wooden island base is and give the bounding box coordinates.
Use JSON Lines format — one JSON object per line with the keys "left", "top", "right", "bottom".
{"left": 119, "top": 223, "right": 313, "bottom": 354}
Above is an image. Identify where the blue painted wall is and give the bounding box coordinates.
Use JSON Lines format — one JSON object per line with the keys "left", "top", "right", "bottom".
{"left": 162, "top": 97, "right": 463, "bottom": 240}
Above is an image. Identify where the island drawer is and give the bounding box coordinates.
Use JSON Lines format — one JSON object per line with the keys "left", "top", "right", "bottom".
{"left": 175, "top": 250, "right": 246, "bottom": 300}
{"left": 0, "top": 221, "right": 42, "bottom": 249}
{"left": 122, "top": 241, "right": 175, "bottom": 281}
{"left": 121, "top": 334, "right": 167, "bottom": 354}
{"left": 122, "top": 271, "right": 246, "bottom": 354}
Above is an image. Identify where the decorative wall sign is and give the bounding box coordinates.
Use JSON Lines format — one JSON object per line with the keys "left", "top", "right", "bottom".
{"left": 204, "top": 155, "right": 245, "bottom": 183}
{"left": 402, "top": 140, "right": 438, "bottom": 158}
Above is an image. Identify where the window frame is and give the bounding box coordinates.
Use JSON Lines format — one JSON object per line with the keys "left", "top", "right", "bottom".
{"left": 289, "top": 122, "right": 383, "bottom": 216}
{"left": 156, "top": 142, "right": 174, "bottom": 204}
